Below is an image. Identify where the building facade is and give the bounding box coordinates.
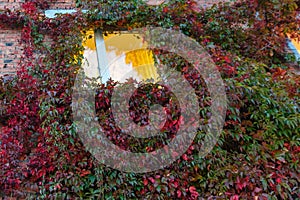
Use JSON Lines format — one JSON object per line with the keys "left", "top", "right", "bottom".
{"left": 2, "top": 0, "right": 300, "bottom": 76}
{"left": 0, "top": 0, "right": 234, "bottom": 75}
{"left": 0, "top": 0, "right": 77, "bottom": 75}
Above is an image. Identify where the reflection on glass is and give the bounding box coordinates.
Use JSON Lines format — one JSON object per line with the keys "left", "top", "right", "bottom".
{"left": 82, "top": 31, "right": 159, "bottom": 83}
{"left": 82, "top": 30, "right": 99, "bottom": 78}
{"left": 287, "top": 33, "right": 300, "bottom": 60}
{"left": 289, "top": 37, "right": 300, "bottom": 54}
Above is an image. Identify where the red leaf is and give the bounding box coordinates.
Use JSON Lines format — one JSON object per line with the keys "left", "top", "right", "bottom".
{"left": 143, "top": 178, "right": 148, "bottom": 186}
{"left": 224, "top": 56, "right": 231, "bottom": 63}
{"left": 276, "top": 178, "right": 281, "bottom": 184}
{"left": 148, "top": 177, "right": 155, "bottom": 184}
{"left": 231, "top": 195, "right": 239, "bottom": 200}
{"left": 182, "top": 154, "right": 188, "bottom": 161}
{"left": 80, "top": 170, "right": 91, "bottom": 177}
{"left": 177, "top": 190, "right": 182, "bottom": 198}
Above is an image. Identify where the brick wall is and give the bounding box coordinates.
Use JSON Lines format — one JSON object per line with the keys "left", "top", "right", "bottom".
{"left": 196, "top": 0, "right": 228, "bottom": 9}
{"left": 0, "top": 0, "right": 24, "bottom": 10}
{"left": 0, "top": 0, "right": 228, "bottom": 75}
{"left": 0, "top": 29, "right": 23, "bottom": 75}
{"left": 0, "top": 0, "right": 25, "bottom": 75}
{"left": 48, "top": 0, "right": 75, "bottom": 9}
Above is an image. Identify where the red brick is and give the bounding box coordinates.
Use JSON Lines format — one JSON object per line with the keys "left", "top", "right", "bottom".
{"left": 0, "top": 28, "right": 22, "bottom": 75}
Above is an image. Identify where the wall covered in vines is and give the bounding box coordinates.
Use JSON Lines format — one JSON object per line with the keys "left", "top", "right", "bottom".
{"left": 0, "top": 0, "right": 299, "bottom": 199}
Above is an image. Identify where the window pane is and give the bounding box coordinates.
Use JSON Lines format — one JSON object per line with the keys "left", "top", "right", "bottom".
{"left": 82, "top": 30, "right": 100, "bottom": 78}
{"left": 287, "top": 33, "right": 300, "bottom": 60}
{"left": 82, "top": 31, "right": 159, "bottom": 83}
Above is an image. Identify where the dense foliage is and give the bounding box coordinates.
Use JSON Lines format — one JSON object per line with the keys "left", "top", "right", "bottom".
{"left": 0, "top": 0, "right": 299, "bottom": 199}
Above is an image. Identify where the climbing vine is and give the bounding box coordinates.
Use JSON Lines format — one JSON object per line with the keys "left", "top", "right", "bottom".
{"left": 0, "top": 0, "right": 299, "bottom": 199}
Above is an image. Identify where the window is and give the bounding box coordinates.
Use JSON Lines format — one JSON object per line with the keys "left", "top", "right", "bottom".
{"left": 45, "top": 1, "right": 167, "bottom": 83}
{"left": 287, "top": 34, "right": 300, "bottom": 61}
{"left": 82, "top": 30, "right": 159, "bottom": 83}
